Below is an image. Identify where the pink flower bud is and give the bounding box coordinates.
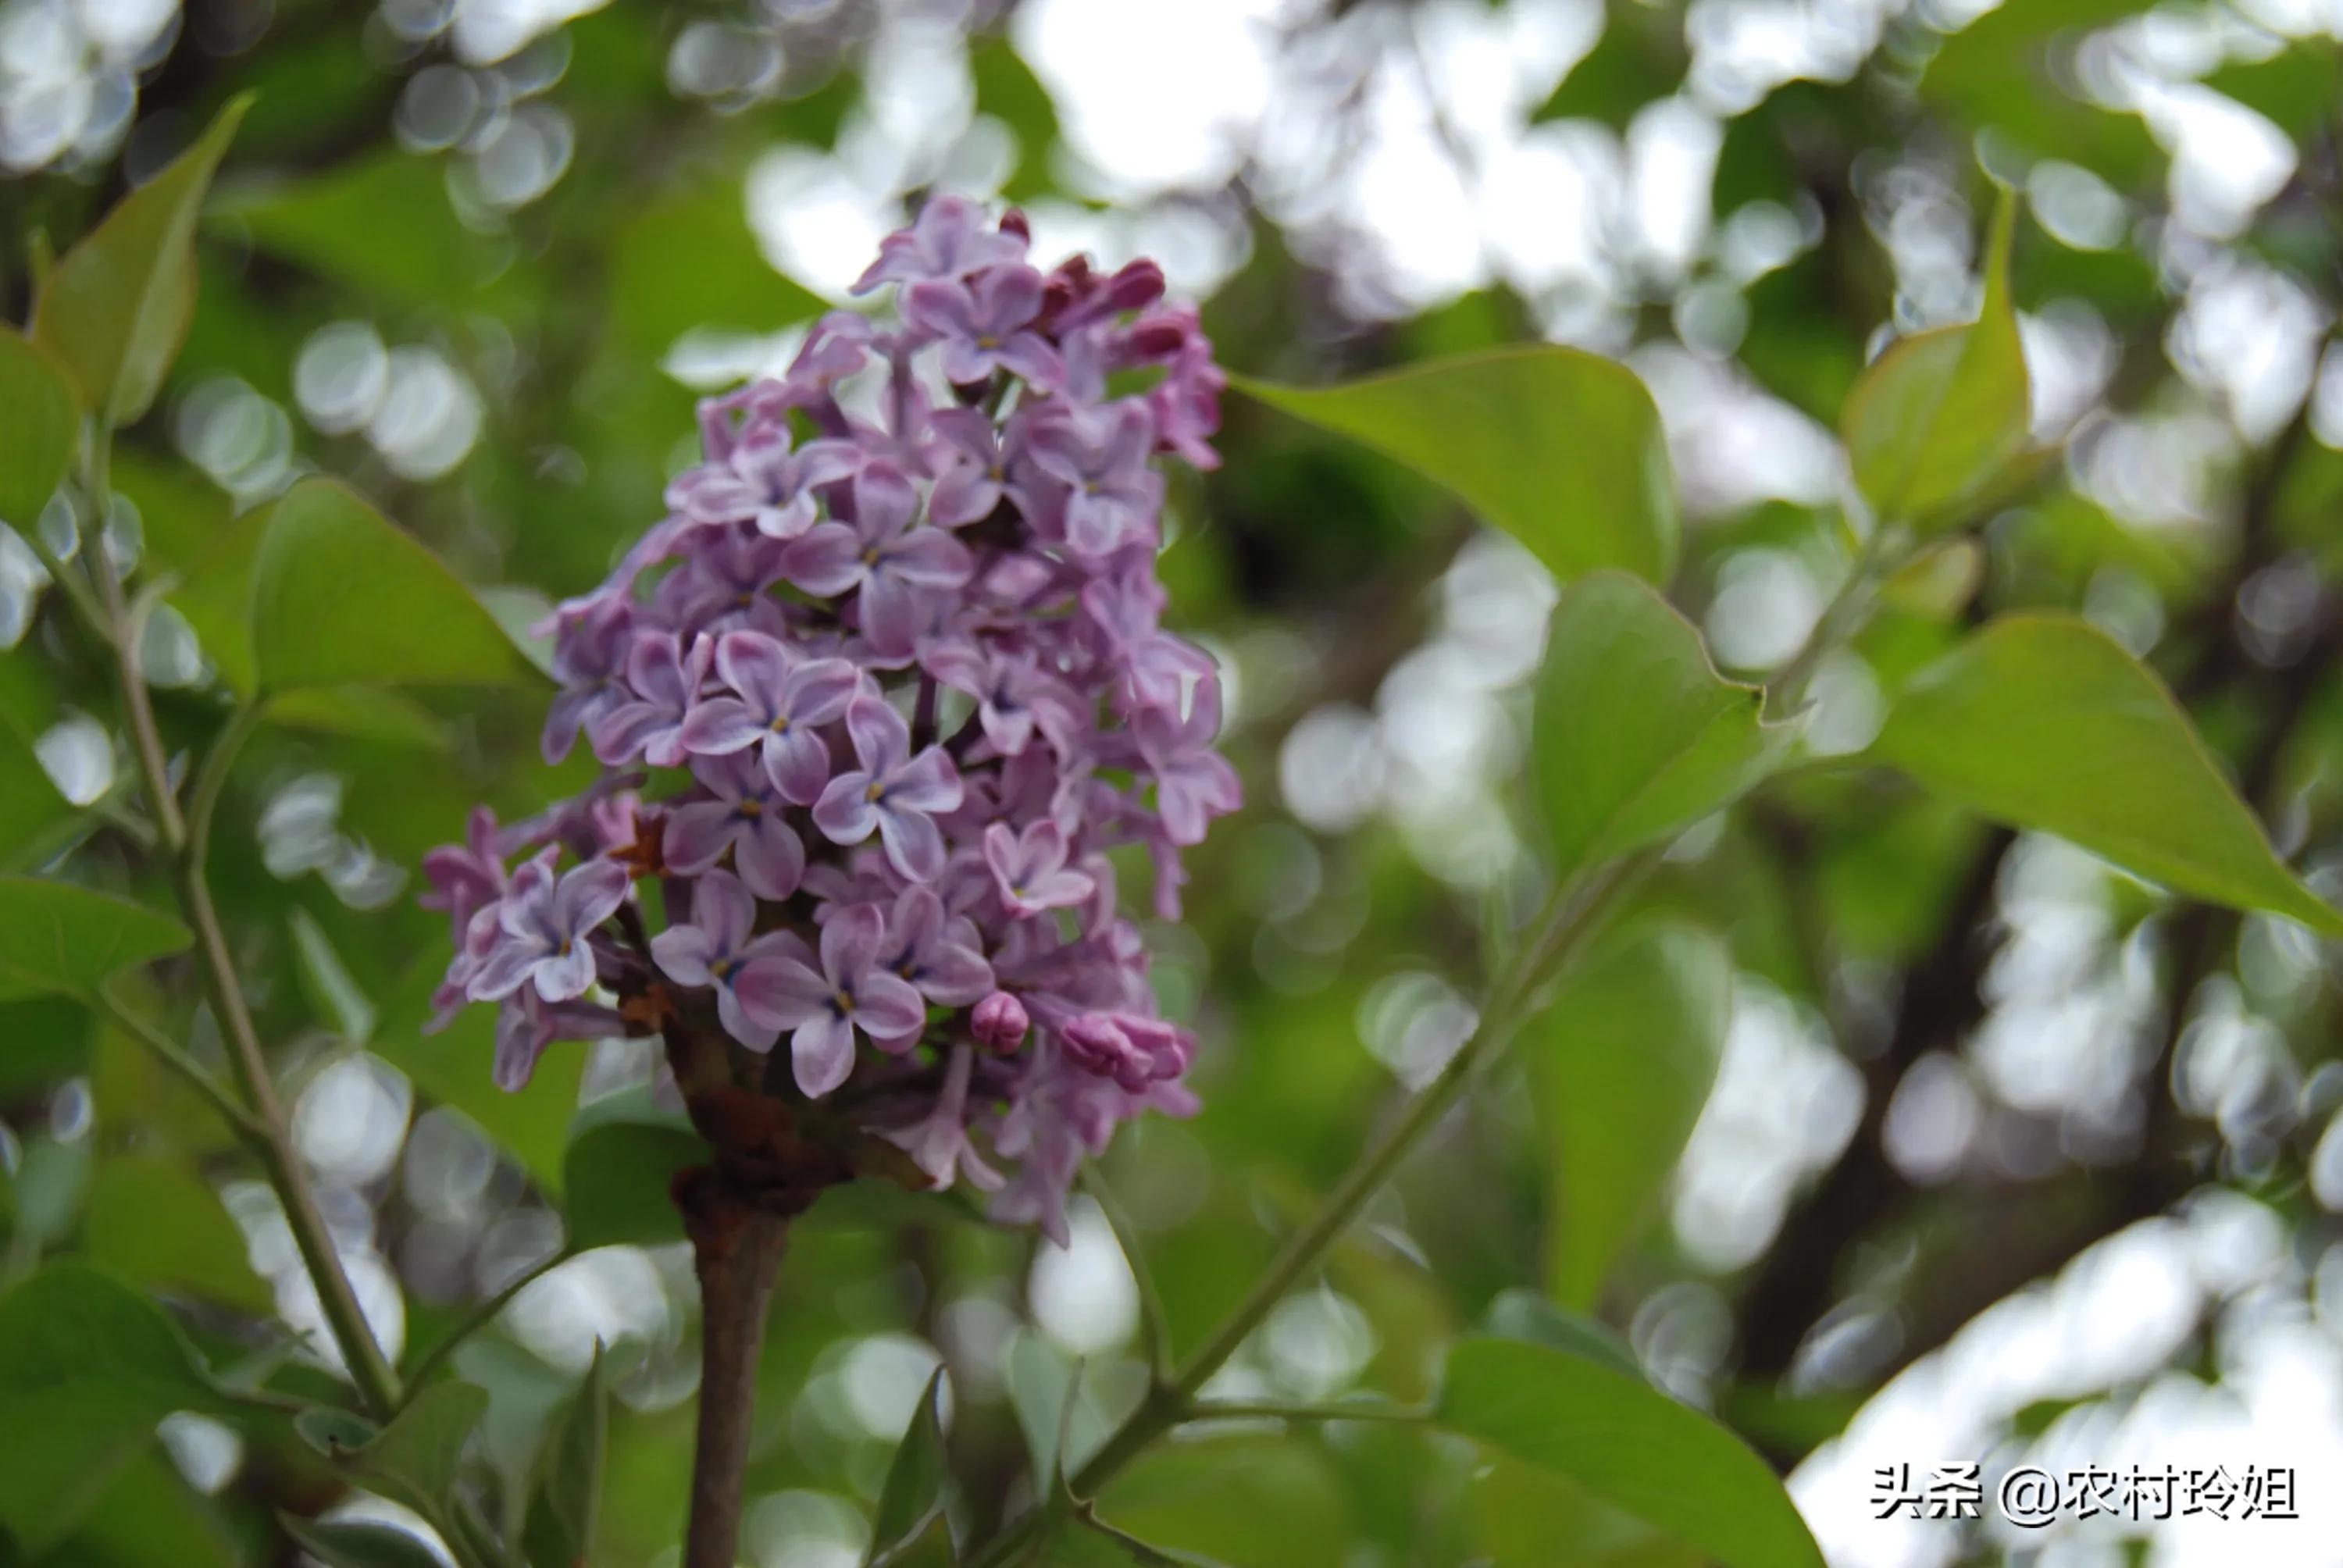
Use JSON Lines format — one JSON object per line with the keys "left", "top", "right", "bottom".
{"left": 972, "top": 990, "right": 1029, "bottom": 1053}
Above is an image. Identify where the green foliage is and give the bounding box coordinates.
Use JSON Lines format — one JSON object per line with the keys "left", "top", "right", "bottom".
{"left": 83, "top": 1155, "right": 270, "bottom": 1313}
{"left": 1235, "top": 347, "right": 1680, "bottom": 584}
{"left": 1842, "top": 187, "right": 2035, "bottom": 531}
{"left": 1532, "top": 922, "right": 1731, "bottom": 1307}
{"left": 1872, "top": 614, "right": 2343, "bottom": 932}
{"left": 0, "top": 1263, "right": 230, "bottom": 1551}
{"left": 1436, "top": 1337, "right": 1825, "bottom": 1568}
{"left": 865, "top": 1368, "right": 952, "bottom": 1566}
{"left": 32, "top": 97, "right": 251, "bottom": 424}
{"left": 522, "top": 1349, "right": 610, "bottom": 1568}
{"left": 0, "top": 326, "right": 80, "bottom": 526}
{"left": 560, "top": 1089, "right": 711, "bottom": 1250}
{"left": 0, "top": 878, "right": 191, "bottom": 1000}
{"left": 300, "top": 1379, "right": 490, "bottom": 1520}
{"left": 1533, "top": 572, "right": 1791, "bottom": 878}
{"left": 251, "top": 477, "right": 540, "bottom": 692}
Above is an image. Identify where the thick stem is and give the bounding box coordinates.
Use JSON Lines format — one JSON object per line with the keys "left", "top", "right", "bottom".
{"left": 683, "top": 1203, "right": 790, "bottom": 1568}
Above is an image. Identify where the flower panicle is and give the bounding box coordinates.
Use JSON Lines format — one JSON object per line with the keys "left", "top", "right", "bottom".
{"left": 423, "top": 198, "right": 1239, "bottom": 1242}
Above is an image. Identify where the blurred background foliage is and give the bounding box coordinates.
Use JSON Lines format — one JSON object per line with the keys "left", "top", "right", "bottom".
{"left": 4, "top": 0, "right": 2343, "bottom": 1564}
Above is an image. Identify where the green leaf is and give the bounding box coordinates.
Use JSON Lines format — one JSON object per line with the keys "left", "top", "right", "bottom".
{"left": 0, "top": 1263, "right": 227, "bottom": 1551}
{"left": 608, "top": 176, "right": 826, "bottom": 362}
{"left": 0, "top": 722, "right": 72, "bottom": 868}
{"left": 305, "top": 1379, "right": 489, "bottom": 1519}
{"left": 866, "top": 1368, "right": 951, "bottom": 1566}
{"left": 83, "top": 1156, "right": 270, "bottom": 1314}
{"left": 523, "top": 1349, "right": 609, "bottom": 1568}
{"left": 1233, "top": 346, "right": 1679, "bottom": 583}
{"left": 0, "top": 877, "right": 192, "bottom": 1000}
{"left": 0, "top": 326, "right": 80, "bottom": 527}
{"left": 562, "top": 1089, "right": 708, "bottom": 1251}
{"left": 1534, "top": 922, "right": 1731, "bottom": 1307}
{"left": 280, "top": 1515, "right": 451, "bottom": 1568}
{"left": 1533, "top": 572, "right": 1792, "bottom": 878}
{"left": 1094, "top": 1438, "right": 1347, "bottom": 1568}
{"left": 31, "top": 96, "right": 251, "bottom": 424}
{"left": 226, "top": 150, "right": 503, "bottom": 309}
{"left": 1842, "top": 186, "right": 2033, "bottom": 530}
{"left": 251, "top": 477, "right": 539, "bottom": 692}
{"left": 1870, "top": 613, "right": 2343, "bottom": 933}
{"left": 1481, "top": 1289, "right": 1646, "bottom": 1381}
{"left": 269, "top": 687, "right": 455, "bottom": 751}
{"left": 1437, "top": 1337, "right": 1824, "bottom": 1568}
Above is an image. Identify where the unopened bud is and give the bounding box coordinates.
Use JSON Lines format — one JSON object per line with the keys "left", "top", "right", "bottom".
{"left": 972, "top": 989, "right": 1030, "bottom": 1053}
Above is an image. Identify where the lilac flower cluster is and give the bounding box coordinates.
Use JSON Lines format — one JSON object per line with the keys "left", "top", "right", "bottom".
{"left": 423, "top": 200, "right": 1239, "bottom": 1242}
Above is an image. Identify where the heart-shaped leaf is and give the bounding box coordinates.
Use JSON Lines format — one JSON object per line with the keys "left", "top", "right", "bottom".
{"left": 1234, "top": 346, "right": 1679, "bottom": 584}
{"left": 33, "top": 97, "right": 251, "bottom": 424}
{"left": 1535, "top": 572, "right": 1792, "bottom": 878}
{"left": 0, "top": 878, "right": 191, "bottom": 1000}
{"left": 1870, "top": 613, "right": 2343, "bottom": 934}
{"left": 250, "top": 478, "right": 540, "bottom": 692}
{"left": 1437, "top": 1337, "right": 1824, "bottom": 1568}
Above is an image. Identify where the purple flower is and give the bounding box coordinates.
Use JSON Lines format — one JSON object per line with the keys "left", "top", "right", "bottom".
{"left": 813, "top": 697, "right": 965, "bottom": 881}
{"left": 494, "top": 990, "right": 627, "bottom": 1092}
{"left": 649, "top": 869, "right": 809, "bottom": 1053}
{"left": 669, "top": 428, "right": 861, "bottom": 540}
{"left": 922, "top": 639, "right": 1080, "bottom": 758}
{"left": 884, "top": 1044, "right": 1002, "bottom": 1190}
{"left": 924, "top": 407, "right": 1011, "bottom": 528}
{"left": 972, "top": 990, "right": 1029, "bottom": 1053}
{"left": 879, "top": 886, "right": 995, "bottom": 1013}
{"left": 589, "top": 631, "right": 711, "bottom": 768}
{"left": 759, "top": 903, "right": 930, "bottom": 1095}
{"left": 678, "top": 631, "right": 864, "bottom": 804}
{"left": 982, "top": 820, "right": 1095, "bottom": 918}
{"left": 1026, "top": 401, "right": 1164, "bottom": 556}
{"left": 663, "top": 751, "right": 807, "bottom": 901}
{"left": 784, "top": 464, "right": 974, "bottom": 658}
{"left": 540, "top": 598, "right": 635, "bottom": 763}
{"left": 658, "top": 526, "right": 795, "bottom": 638}
{"left": 469, "top": 854, "right": 632, "bottom": 1005}
{"left": 420, "top": 805, "right": 507, "bottom": 932}
{"left": 903, "top": 266, "right": 1063, "bottom": 389}
{"left": 852, "top": 195, "right": 1026, "bottom": 294}
{"left": 1134, "top": 678, "right": 1242, "bottom": 846}
{"left": 1061, "top": 1010, "right": 1193, "bottom": 1092}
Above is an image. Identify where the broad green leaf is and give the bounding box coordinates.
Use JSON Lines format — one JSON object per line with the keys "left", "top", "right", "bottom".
{"left": 280, "top": 1515, "right": 450, "bottom": 1568}
{"left": 562, "top": 1089, "right": 709, "bottom": 1250}
{"left": 1535, "top": 922, "right": 1731, "bottom": 1307}
{"left": 866, "top": 1368, "right": 951, "bottom": 1566}
{"left": 1870, "top": 613, "right": 2343, "bottom": 933}
{"left": 1842, "top": 187, "right": 2032, "bottom": 530}
{"left": 1234, "top": 346, "right": 1680, "bottom": 583}
{"left": 1534, "top": 572, "right": 1792, "bottom": 877}
{"left": 1480, "top": 1290, "right": 1645, "bottom": 1383}
{"left": 269, "top": 687, "right": 455, "bottom": 750}
{"left": 1095, "top": 1438, "right": 1347, "bottom": 1568}
{"left": 83, "top": 1156, "right": 270, "bottom": 1314}
{"left": 1437, "top": 1337, "right": 1824, "bottom": 1568}
{"left": 0, "top": 326, "right": 80, "bottom": 527}
{"left": 56, "top": 1449, "right": 241, "bottom": 1568}
{"left": 1006, "top": 1328, "right": 1109, "bottom": 1485}
{"left": 251, "top": 477, "right": 539, "bottom": 691}
{"left": 226, "top": 149, "right": 503, "bottom": 309}
{"left": 307, "top": 1379, "right": 490, "bottom": 1518}
{"left": 0, "top": 722, "right": 72, "bottom": 868}
{"left": 608, "top": 176, "right": 826, "bottom": 362}
{"left": 0, "top": 1263, "right": 227, "bottom": 1550}
{"left": 523, "top": 1349, "right": 609, "bottom": 1568}
{"left": 0, "top": 877, "right": 192, "bottom": 999}
{"left": 31, "top": 96, "right": 251, "bottom": 424}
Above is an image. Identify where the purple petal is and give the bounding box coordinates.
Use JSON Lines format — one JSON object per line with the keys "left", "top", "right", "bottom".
{"left": 650, "top": 924, "right": 715, "bottom": 986}
{"left": 714, "top": 631, "right": 792, "bottom": 710}
{"left": 555, "top": 860, "right": 631, "bottom": 935}
{"left": 791, "top": 1012, "right": 858, "bottom": 1097}
{"left": 764, "top": 726, "right": 835, "bottom": 807}
{"left": 820, "top": 903, "right": 888, "bottom": 985}
{"left": 676, "top": 697, "right": 766, "bottom": 757}
{"left": 734, "top": 816, "right": 806, "bottom": 901}
{"left": 662, "top": 800, "right": 740, "bottom": 875}
{"left": 692, "top": 868, "right": 758, "bottom": 953}
{"left": 785, "top": 658, "right": 864, "bottom": 726}
{"left": 876, "top": 805, "right": 948, "bottom": 882}
{"left": 843, "top": 697, "right": 911, "bottom": 774}
{"left": 919, "top": 943, "right": 994, "bottom": 1007}
{"left": 814, "top": 773, "right": 880, "bottom": 845}
{"left": 531, "top": 941, "right": 597, "bottom": 1004}
{"left": 886, "top": 528, "right": 974, "bottom": 589}
{"left": 715, "top": 982, "right": 783, "bottom": 1053}
{"left": 889, "top": 746, "right": 964, "bottom": 813}
{"left": 737, "top": 953, "right": 831, "bottom": 1028}
{"left": 781, "top": 526, "right": 867, "bottom": 598}
{"left": 856, "top": 971, "right": 929, "bottom": 1041}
